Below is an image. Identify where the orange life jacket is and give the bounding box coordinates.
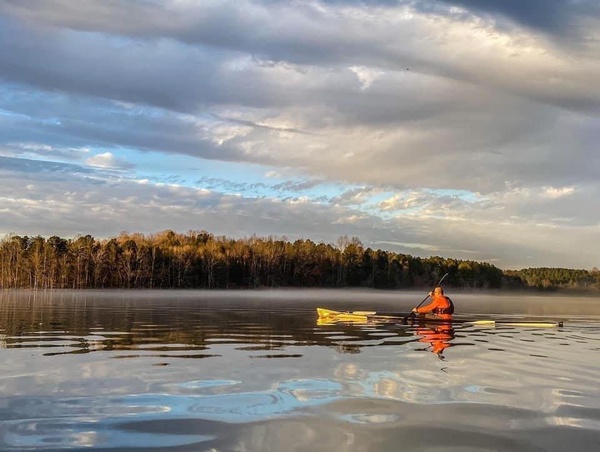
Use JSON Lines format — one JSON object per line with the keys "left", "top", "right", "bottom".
{"left": 432, "top": 296, "right": 454, "bottom": 315}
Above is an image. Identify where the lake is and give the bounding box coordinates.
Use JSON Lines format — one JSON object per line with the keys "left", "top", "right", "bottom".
{"left": 1, "top": 289, "right": 599, "bottom": 451}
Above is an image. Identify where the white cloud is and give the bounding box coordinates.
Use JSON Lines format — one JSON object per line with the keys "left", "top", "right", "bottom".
{"left": 543, "top": 186, "right": 575, "bottom": 199}
{"left": 378, "top": 192, "right": 428, "bottom": 212}
{"left": 349, "top": 66, "right": 385, "bottom": 90}
{"left": 85, "top": 152, "right": 132, "bottom": 170}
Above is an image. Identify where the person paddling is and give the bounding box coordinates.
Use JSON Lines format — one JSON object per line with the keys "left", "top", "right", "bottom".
{"left": 412, "top": 286, "right": 454, "bottom": 320}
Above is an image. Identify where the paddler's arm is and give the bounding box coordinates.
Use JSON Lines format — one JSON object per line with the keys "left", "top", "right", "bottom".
{"left": 413, "top": 298, "right": 438, "bottom": 314}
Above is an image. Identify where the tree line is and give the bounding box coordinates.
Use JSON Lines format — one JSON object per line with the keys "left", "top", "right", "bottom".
{"left": 0, "top": 231, "right": 597, "bottom": 291}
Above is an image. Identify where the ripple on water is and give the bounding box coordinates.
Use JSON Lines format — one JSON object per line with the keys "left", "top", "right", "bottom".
{"left": 0, "top": 378, "right": 349, "bottom": 449}
{"left": 175, "top": 379, "right": 241, "bottom": 391}
{"left": 1, "top": 418, "right": 214, "bottom": 450}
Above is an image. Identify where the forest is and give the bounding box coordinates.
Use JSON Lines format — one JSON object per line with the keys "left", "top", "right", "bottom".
{"left": 0, "top": 231, "right": 598, "bottom": 291}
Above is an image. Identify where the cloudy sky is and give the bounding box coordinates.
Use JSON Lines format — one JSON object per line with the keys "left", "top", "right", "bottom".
{"left": 1, "top": 0, "right": 599, "bottom": 270}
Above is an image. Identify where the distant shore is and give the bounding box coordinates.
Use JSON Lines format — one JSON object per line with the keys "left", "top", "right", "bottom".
{"left": 1, "top": 231, "right": 598, "bottom": 292}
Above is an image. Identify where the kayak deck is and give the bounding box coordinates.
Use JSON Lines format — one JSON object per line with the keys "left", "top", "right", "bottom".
{"left": 316, "top": 308, "right": 563, "bottom": 328}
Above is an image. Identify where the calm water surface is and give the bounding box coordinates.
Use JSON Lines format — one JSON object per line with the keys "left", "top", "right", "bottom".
{"left": 1, "top": 289, "right": 599, "bottom": 451}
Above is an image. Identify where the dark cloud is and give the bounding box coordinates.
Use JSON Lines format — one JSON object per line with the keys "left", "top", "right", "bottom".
{"left": 271, "top": 179, "right": 325, "bottom": 192}
{"left": 0, "top": 84, "right": 247, "bottom": 163}
{"left": 432, "top": 0, "right": 600, "bottom": 35}
{"left": 0, "top": 17, "right": 270, "bottom": 113}
{"left": 0, "top": 155, "right": 95, "bottom": 176}
{"left": 316, "top": 0, "right": 600, "bottom": 37}
{"left": 325, "top": 0, "right": 598, "bottom": 29}
{"left": 194, "top": 177, "right": 326, "bottom": 197}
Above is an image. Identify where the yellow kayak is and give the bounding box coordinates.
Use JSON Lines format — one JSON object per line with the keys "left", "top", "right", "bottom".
{"left": 316, "top": 307, "right": 400, "bottom": 324}
{"left": 316, "top": 308, "right": 563, "bottom": 328}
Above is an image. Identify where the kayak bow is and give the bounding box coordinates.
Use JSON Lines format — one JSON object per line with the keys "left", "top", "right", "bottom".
{"left": 466, "top": 319, "right": 563, "bottom": 328}
{"left": 317, "top": 308, "right": 403, "bottom": 323}
{"left": 316, "top": 308, "right": 563, "bottom": 328}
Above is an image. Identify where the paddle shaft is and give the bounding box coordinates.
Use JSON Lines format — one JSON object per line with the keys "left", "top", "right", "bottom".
{"left": 404, "top": 272, "right": 449, "bottom": 321}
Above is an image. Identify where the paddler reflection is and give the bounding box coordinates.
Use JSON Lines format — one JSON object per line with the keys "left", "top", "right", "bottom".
{"left": 415, "top": 322, "right": 455, "bottom": 359}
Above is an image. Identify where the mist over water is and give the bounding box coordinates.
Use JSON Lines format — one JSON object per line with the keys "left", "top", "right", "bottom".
{"left": 1, "top": 289, "right": 599, "bottom": 451}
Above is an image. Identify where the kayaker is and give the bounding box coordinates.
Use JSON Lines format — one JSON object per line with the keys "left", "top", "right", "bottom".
{"left": 412, "top": 286, "right": 453, "bottom": 320}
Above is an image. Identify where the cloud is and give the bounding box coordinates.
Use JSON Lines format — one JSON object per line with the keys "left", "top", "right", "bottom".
{"left": 349, "top": 66, "right": 385, "bottom": 89}
{"left": 85, "top": 152, "right": 133, "bottom": 170}
{"left": 378, "top": 191, "right": 430, "bottom": 212}
{"left": 432, "top": 0, "right": 600, "bottom": 37}
{"left": 331, "top": 187, "right": 382, "bottom": 206}
{"left": 543, "top": 186, "right": 575, "bottom": 199}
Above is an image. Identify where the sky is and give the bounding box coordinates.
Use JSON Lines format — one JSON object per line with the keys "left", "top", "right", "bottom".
{"left": 0, "top": 0, "right": 599, "bottom": 270}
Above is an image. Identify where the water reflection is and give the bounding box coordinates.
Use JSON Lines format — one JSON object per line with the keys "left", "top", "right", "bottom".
{"left": 0, "top": 290, "right": 585, "bottom": 362}
{"left": 0, "top": 291, "right": 323, "bottom": 358}
{"left": 414, "top": 322, "right": 455, "bottom": 359}
{"left": 0, "top": 291, "right": 456, "bottom": 359}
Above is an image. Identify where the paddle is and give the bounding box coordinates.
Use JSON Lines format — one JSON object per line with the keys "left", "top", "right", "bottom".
{"left": 403, "top": 272, "right": 449, "bottom": 323}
